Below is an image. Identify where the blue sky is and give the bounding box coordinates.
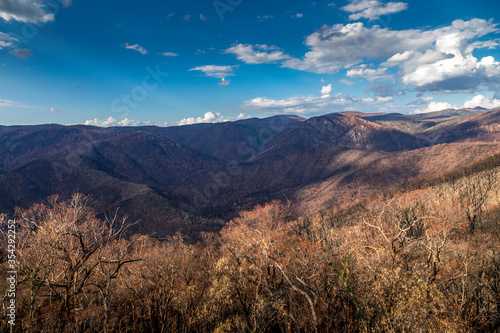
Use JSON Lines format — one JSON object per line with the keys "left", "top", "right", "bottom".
{"left": 0, "top": 0, "right": 499, "bottom": 126}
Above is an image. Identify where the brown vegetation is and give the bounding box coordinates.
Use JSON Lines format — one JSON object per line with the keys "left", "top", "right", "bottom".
{"left": 1, "top": 161, "right": 499, "bottom": 332}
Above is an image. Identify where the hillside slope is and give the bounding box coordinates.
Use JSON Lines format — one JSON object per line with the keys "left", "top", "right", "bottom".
{"left": 1, "top": 110, "right": 499, "bottom": 236}
{"left": 255, "top": 113, "right": 428, "bottom": 160}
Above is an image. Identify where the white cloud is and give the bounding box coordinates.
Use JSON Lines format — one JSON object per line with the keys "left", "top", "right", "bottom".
{"left": 219, "top": 78, "right": 230, "bottom": 86}
{"left": 85, "top": 117, "right": 118, "bottom": 127}
{"left": 412, "top": 98, "right": 455, "bottom": 114}
{"left": 177, "top": 112, "right": 249, "bottom": 125}
{"left": 294, "top": 13, "right": 303, "bottom": 18}
{"left": 254, "top": 18, "right": 500, "bottom": 96}
{"left": 0, "top": 31, "right": 17, "bottom": 49}
{"left": 376, "top": 96, "right": 393, "bottom": 103}
{"left": 257, "top": 15, "right": 274, "bottom": 20}
{"left": 426, "top": 101, "right": 454, "bottom": 112}
{"left": 398, "top": 19, "right": 500, "bottom": 94}
{"left": 0, "top": 41, "right": 11, "bottom": 48}
{"left": 85, "top": 113, "right": 251, "bottom": 127}
{"left": 463, "top": 95, "right": 500, "bottom": 109}
{"left": 0, "top": 0, "right": 57, "bottom": 23}
{"left": 189, "top": 65, "right": 238, "bottom": 78}
{"left": 341, "top": 0, "right": 408, "bottom": 21}
{"left": 242, "top": 92, "right": 395, "bottom": 115}
{"left": 84, "top": 117, "right": 167, "bottom": 127}
{"left": 123, "top": 43, "right": 148, "bottom": 55}
{"left": 243, "top": 97, "right": 312, "bottom": 113}
{"left": 281, "top": 22, "right": 437, "bottom": 74}
{"left": 224, "top": 18, "right": 499, "bottom": 99}
{"left": 178, "top": 112, "right": 217, "bottom": 125}
{"left": 225, "top": 44, "right": 290, "bottom": 64}
{"left": 320, "top": 84, "right": 333, "bottom": 98}
{"left": 346, "top": 65, "right": 390, "bottom": 81}
{"left": 162, "top": 52, "right": 179, "bottom": 57}
{"left": 383, "top": 51, "right": 414, "bottom": 66}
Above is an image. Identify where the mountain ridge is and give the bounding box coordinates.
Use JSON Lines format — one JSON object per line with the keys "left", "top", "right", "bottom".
{"left": 1, "top": 108, "right": 499, "bottom": 236}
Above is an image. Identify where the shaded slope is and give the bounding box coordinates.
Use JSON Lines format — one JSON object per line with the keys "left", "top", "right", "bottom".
{"left": 0, "top": 124, "right": 122, "bottom": 172}
{"left": 423, "top": 109, "right": 500, "bottom": 144}
{"left": 82, "top": 131, "right": 221, "bottom": 190}
{"left": 293, "top": 142, "right": 500, "bottom": 214}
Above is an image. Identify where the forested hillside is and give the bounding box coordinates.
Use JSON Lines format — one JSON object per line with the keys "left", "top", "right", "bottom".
{"left": 2, "top": 152, "right": 499, "bottom": 332}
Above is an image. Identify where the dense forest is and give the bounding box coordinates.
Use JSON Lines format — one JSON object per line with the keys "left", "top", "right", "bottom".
{"left": 1, "top": 153, "right": 499, "bottom": 332}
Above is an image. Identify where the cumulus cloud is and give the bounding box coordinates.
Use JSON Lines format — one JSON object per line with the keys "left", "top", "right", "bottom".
{"left": 320, "top": 84, "right": 333, "bottom": 98}
{"left": 413, "top": 100, "right": 455, "bottom": 114}
{"left": 463, "top": 95, "right": 500, "bottom": 109}
{"left": 294, "top": 13, "right": 303, "bottom": 18}
{"left": 85, "top": 113, "right": 251, "bottom": 128}
{"left": 85, "top": 117, "right": 171, "bottom": 127}
{"left": 346, "top": 64, "right": 391, "bottom": 81}
{"left": 242, "top": 92, "right": 395, "bottom": 115}
{"left": 383, "top": 51, "right": 414, "bottom": 66}
{"left": 189, "top": 65, "right": 238, "bottom": 79}
{"left": 177, "top": 112, "right": 249, "bottom": 126}
{"left": 341, "top": 0, "right": 408, "bottom": 21}
{"left": 0, "top": 0, "right": 58, "bottom": 23}
{"left": 225, "top": 44, "right": 290, "bottom": 64}
{"left": 123, "top": 43, "right": 148, "bottom": 55}
{"left": 245, "top": 18, "right": 500, "bottom": 96}
{"left": 162, "top": 51, "right": 179, "bottom": 57}
{"left": 408, "top": 97, "right": 456, "bottom": 114}
{"left": 219, "top": 78, "right": 230, "bottom": 86}
{"left": 9, "top": 48, "right": 32, "bottom": 59}
{"left": 398, "top": 19, "right": 500, "bottom": 94}
{"left": 281, "top": 22, "right": 437, "bottom": 74}
{"left": 85, "top": 117, "right": 139, "bottom": 127}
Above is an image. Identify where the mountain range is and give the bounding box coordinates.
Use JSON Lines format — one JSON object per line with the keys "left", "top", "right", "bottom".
{"left": 1, "top": 108, "right": 499, "bottom": 237}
